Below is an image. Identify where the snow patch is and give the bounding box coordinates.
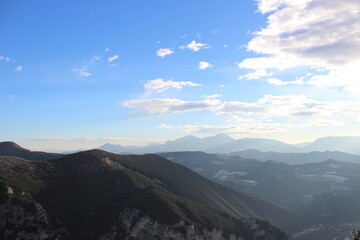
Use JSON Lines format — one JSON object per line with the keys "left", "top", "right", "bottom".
{"left": 214, "top": 170, "right": 247, "bottom": 180}
{"left": 322, "top": 175, "right": 348, "bottom": 183}
{"left": 213, "top": 170, "right": 257, "bottom": 185}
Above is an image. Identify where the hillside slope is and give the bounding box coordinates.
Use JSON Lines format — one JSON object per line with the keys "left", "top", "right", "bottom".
{"left": 159, "top": 151, "right": 360, "bottom": 239}
{"left": 0, "top": 150, "right": 292, "bottom": 240}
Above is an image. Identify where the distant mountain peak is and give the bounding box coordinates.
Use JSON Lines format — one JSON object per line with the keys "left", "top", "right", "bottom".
{"left": 304, "top": 136, "right": 360, "bottom": 155}
{"left": 0, "top": 141, "right": 62, "bottom": 161}
{"left": 209, "top": 133, "right": 234, "bottom": 140}
{"left": 175, "top": 135, "right": 198, "bottom": 140}
{"left": 0, "top": 141, "right": 25, "bottom": 151}
{"left": 99, "top": 143, "right": 119, "bottom": 148}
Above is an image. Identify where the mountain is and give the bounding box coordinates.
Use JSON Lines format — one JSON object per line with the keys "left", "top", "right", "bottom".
{"left": 0, "top": 141, "right": 63, "bottom": 161}
{"left": 159, "top": 134, "right": 235, "bottom": 152}
{"left": 303, "top": 136, "right": 360, "bottom": 155}
{"left": 97, "top": 134, "right": 235, "bottom": 154}
{"left": 97, "top": 143, "right": 134, "bottom": 154}
{"left": 208, "top": 138, "right": 301, "bottom": 153}
{"left": 98, "top": 134, "right": 302, "bottom": 154}
{"left": 159, "top": 151, "right": 360, "bottom": 240}
{"left": 230, "top": 149, "right": 360, "bottom": 164}
{"left": 0, "top": 149, "right": 294, "bottom": 240}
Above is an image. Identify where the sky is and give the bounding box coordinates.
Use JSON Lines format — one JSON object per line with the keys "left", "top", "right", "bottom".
{"left": 1, "top": 0, "right": 360, "bottom": 151}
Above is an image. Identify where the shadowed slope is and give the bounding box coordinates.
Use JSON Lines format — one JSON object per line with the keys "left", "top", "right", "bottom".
{"left": 0, "top": 149, "right": 291, "bottom": 240}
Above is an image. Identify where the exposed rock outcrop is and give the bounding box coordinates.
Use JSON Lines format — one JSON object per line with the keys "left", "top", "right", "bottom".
{"left": 0, "top": 198, "right": 67, "bottom": 240}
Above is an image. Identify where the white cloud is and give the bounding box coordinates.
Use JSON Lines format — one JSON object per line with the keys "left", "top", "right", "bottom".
{"left": 144, "top": 78, "right": 201, "bottom": 93}
{"left": 105, "top": 48, "right": 110, "bottom": 52}
{"left": 218, "top": 94, "right": 330, "bottom": 118}
{"left": 108, "top": 55, "right": 119, "bottom": 62}
{"left": 219, "top": 101, "right": 268, "bottom": 115}
{"left": 156, "top": 48, "right": 174, "bottom": 58}
{"left": 249, "top": 0, "right": 360, "bottom": 67}
{"left": 238, "top": 0, "right": 360, "bottom": 92}
{"left": 9, "top": 95, "right": 16, "bottom": 102}
{"left": 122, "top": 98, "right": 221, "bottom": 114}
{"left": 90, "top": 56, "right": 100, "bottom": 63}
{"left": 122, "top": 94, "right": 360, "bottom": 128}
{"left": 14, "top": 66, "right": 23, "bottom": 72}
{"left": 308, "top": 119, "right": 344, "bottom": 127}
{"left": 180, "top": 40, "right": 210, "bottom": 52}
{"left": 267, "top": 77, "right": 305, "bottom": 85}
{"left": 239, "top": 69, "right": 273, "bottom": 80}
{"left": 198, "top": 61, "right": 214, "bottom": 70}
{"left": 258, "top": 94, "right": 322, "bottom": 108}
{"left": 217, "top": 94, "right": 360, "bottom": 121}
{"left": 74, "top": 66, "right": 91, "bottom": 77}
{"left": 180, "top": 123, "right": 287, "bottom": 135}
{"left": 202, "top": 94, "right": 222, "bottom": 99}
{"left": 225, "top": 114, "right": 252, "bottom": 123}
{"left": 307, "top": 63, "right": 360, "bottom": 92}
{"left": 159, "top": 123, "right": 174, "bottom": 129}
{"left": 238, "top": 56, "right": 303, "bottom": 71}
{"left": 267, "top": 78, "right": 287, "bottom": 86}
{"left": 0, "top": 56, "right": 10, "bottom": 62}
{"left": 74, "top": 55, "right": 101, "bottom": 77}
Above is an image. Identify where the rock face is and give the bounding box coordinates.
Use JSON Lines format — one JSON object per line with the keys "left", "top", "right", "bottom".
{"left": 0, "top": 150, "right": 291, "bottom": 240}
{"left": 100, "top": 208, "right": 280, "bottom": 240}
{"left": 0, "top": 198, "right": 67, "bottom": 240}
{"left": 100, "top": 208, "right": 218, "bottom": 240}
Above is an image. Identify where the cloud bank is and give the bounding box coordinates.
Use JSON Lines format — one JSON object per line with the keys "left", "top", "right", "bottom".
{"left": 238, "top": 0, "right": 360, "bottom": 92}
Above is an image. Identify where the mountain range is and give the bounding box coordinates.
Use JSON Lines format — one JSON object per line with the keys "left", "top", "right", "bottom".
{"left": 97, "top": 134, "right": 360, "bottom": 155}
{"left": 302, "top": 136, "right": 360, "bottom": 155}
{"left": 0, "top": 145, "right": 297, "bottom": 239}
{"left": 1, "top": 141, "right": 360, "bottom": 239}
{"left": 230, "top": 149, "right": 360, "bottom": 164}
{"left": 159, "top": 151, "right": 360, "bottom": 240}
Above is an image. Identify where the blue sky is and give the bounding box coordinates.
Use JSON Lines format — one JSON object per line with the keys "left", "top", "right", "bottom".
{"left": 1, "top": 0, "right": 360, "bottom": 151}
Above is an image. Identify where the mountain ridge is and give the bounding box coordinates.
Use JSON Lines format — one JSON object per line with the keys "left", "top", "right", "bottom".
{"left": 159, "top": 151, "right": 360, "bottom": 239}
{"left": 230, "top": 149, "right": 360, "bottom": 164}
{"left": 97, "top": 134, "right": 301, "bottom": 154}
{"left": 303, "top": 136, "right": 360, "bottom": 155}
{"left": 96, "top": 134, "right": 360, "bottom": 155}
{"left": 0, "top": 148, "right": 293, "bottom": 239}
